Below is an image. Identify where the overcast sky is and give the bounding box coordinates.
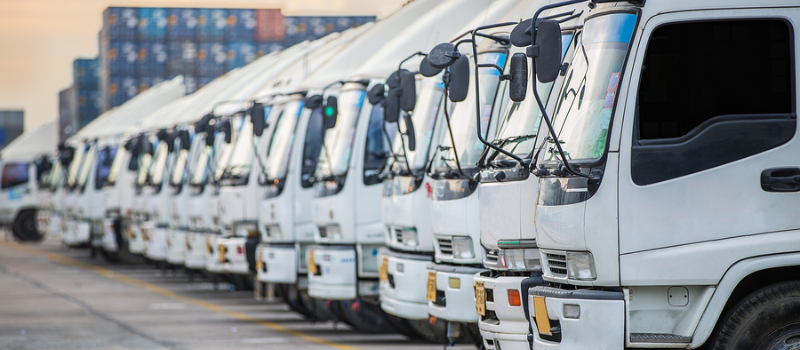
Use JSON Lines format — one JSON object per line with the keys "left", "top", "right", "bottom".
{"left": 0, "top": 0, "right": 407, "bottom": 131}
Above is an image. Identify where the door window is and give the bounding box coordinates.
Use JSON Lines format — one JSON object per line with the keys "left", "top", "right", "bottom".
{"left": 1, "top": 162, "right": 29, "bottom": 189}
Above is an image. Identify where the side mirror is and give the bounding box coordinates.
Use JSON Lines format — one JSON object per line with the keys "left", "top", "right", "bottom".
{"left": 368, "top": 84, "right": 385, "bottom": 105}
{"left": 532, "top": 19, "right": 562, "bottom": 83}
{"left": 387, "top": 69, "right": 405, "bottom": 89}
{"left": 419, "top": 56, "right": 442, "bottom": 77}
{"left": 399, "top": 71, "right": 416, "bottom": 112}
{"left": 304, "top": 95, "right": 323, "bottom": 109}
{"left": 205, "top": 124, "right": 216, "bottom": 146}
{"left": 323, "top": 96, "right": 338, "bottom": 129}
{"left": 251, "top": 102, "right": 266, "bottom": 137}
{"left": 167, "top": 131, "right": 178, "bottom": 153}
{"left": 59, "top": 146, "right": 75, "bottom": 167}
{"left": 385, "top": 88, "right": 401, "bottom": 123}
{"left": 123, "top": 138, "right": 135, "bottom": 151}
{"left": 219, "top": 119, "right": 232, "bottom": 144}
{"left": 510, "top": 18, "right": 533, "bottom": 47}
{"left": 140, "top": 134, "right": 154, "bottom": 155}
{"left": 448, "top": 55, "right": 470, "bottom": 102}
{"left": 156, "top": 128, "right": 169, "bottom": 142}
{"left": 403, "top": 113, "right": 416, "bottom": 151}
{"left": 428, "top": 42, "right": 460, "bottom": 68}
{"left": 509, "top": 53, "right": 528, "bottom": 102}
{"left": 179, "top": 130, "right": 191, "bottom": 150}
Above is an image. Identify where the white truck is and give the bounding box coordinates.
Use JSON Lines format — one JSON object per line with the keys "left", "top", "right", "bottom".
{"left": 0, "top": 122, "right": 57, "bottom": 242}
{"left": 508, "top": 1, "right": 800, "bottom": 349}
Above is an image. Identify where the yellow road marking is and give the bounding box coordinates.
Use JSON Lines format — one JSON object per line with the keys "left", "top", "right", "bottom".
{"left": 3, "top": 241, "right": 360, "bottom": 350}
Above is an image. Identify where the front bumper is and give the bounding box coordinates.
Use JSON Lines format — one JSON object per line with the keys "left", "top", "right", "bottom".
{"left": 475, "top": 274, "right": 540, "bottom": 350}
{"left": 217, "top": 236, "right": 249, "bottom": 275}
{"left": 307, "top": 245, "right": 378, "bottom": 300}
{"left": 256, "top": 243, "right": 298, "bottom": 283}
{"left": 378, "top": 249, "right": 433, "bottom": 320}
{"left": 102, "top": 217, "right": 119, "bottom": 252}
{"left": 128, "top": 222, "right": 144, "bottom": 254}
{"left": 63, "top": 219, "right": 90, "bottom": 246}
{"left": 427, "top": 263, "right": 488, "bottom": 323}
{"left": 528, "top": 286, "right": 625, "bottom": 350}
{"left": 166, "top": 229, "right": 186, "bottom": 265}
{"left": 48, "top": 213, "right": 62, "bottom": 237}
{"left": 142, "top": 222, "right": 167, "bottom": 261}
{"left": 184, "top": 232, "right": 208, "bottom": 269}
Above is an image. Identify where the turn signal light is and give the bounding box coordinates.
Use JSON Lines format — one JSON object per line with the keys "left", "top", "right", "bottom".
{"left": 508, "top": 289, "right": 521, "bottom": 307}
{"left": 236, "top": 246, "right": 243, "bottom": 255}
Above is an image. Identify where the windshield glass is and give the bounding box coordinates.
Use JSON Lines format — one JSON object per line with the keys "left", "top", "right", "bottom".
{"left": 47, "top": 160, "right": 62, "bottom": 190}
{"left": 315, "top": 89, "right": 366, "bottom": 177}
{"left": 77, "top": 145, "right": 96, "bottom": 188}
{"left": 94, "top": 146, "right": 118, "bottom": 189}
{"left": 147, "top": 142, "right": 169, "bottom": 186}
{"left": 136, "top": 145, "right": 153, "bottom": 187}
{"left": 225, "top": 116, "right": 259, "bottom": 180}
{"left": 392, "top": 77, "right": 444, "bottom": 171}
{"left": 213, "top": 119, "right": 239, "bottom": 182}
{"left": 494, "top": 35, "right": 574, "bottom": 160}
{"left": 170, "top": 149, "right": 189, "bottom": 186}
{"left": 548, "top": 13, "right": 636, "bottom": 161}
{"left": 434, "top": 51, "right": 507, "bottom": 170}
{"left": 66, "top": 143, "right": 87, "bottom": 188}
{"left": 264, "top": 100, "right": 304, "bottom": 180}
{"left": 107, "top": 146, "right": 128, "bottom": 185}
{"left": 191, "top": 144, "right": 211, "bottom": 185}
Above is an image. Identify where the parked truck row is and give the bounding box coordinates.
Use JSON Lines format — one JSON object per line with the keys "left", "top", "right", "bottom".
{"left": 5, "top": 0, "right": 800, "bottom": 349}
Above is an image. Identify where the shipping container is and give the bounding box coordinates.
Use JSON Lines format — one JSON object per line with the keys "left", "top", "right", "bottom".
{"left": 59, "top": 87, "right": 76, "bottom": 141}
{"left": 106, "top": 76, "right": 138, "bottom": 109}
{"left": 102, "top": 40, "right": 137, "bottom": 77}
{"left": 137, "top": 8, "right": 168, "bottom": 41}
{"left": 226, "top": 9, "right": 256, "bottom": 41}
{"left": 76, "top": 88, "right": 100, "bottom": 127}
{"left": 195, "top": 42, "right": 226, "bottom": 77}
{"left": 0, "top": 110, "right": 26, "bottom": 147}
{"left": 136, "top": 42, "right": 168, "bottom": 77}
{"left": 167, "top": 41, "right": 197, "bottom": 76}
{"left": 254, "top": 9, "right": 285, "bottom": 42}
{"left": 256, "top": 42, "right": 283, "bottom": 58}
{"left": 73, "top": 58, "right": 99, "bottom": 90}
{"left": 167, "top": 8, "right": 197, "bottom": 41}
{"left": 224, "top": 41, "right": 257, "bottom": 71}
{"left": 196, "top": 8, "right": 227, "bottom": 41}
{"left": 183, "top": 75, "right": 198, "bottom": 94}
{"left": 197, "top": 77, "right": 214, "bottom": 91}
{"left": 101, "top": 7, "right": 138, "bottom": 41}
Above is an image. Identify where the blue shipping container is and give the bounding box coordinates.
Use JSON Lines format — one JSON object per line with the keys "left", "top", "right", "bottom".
{"left": 137, "top": 8, "right": 168, "bottom": 41}
{"left": 73, "top": 58, "right": 99, "bottom": 90}
{"left": 226, "top": 9, "right": 256, "bottom": 41}
{"left": 76, "top": 88, "right": 100, "bottom": 126}
{"left": 167, "top": 8, "right": 197, "bottom": 41}
{"left": 256, "top": 42, "right": 283, "bottom": 58}
{"left": 104, "top": 41, "right": 137, "bottom": 77}
{"left": 184, "top": 76, "right": 198, "bottom": 94}
{"left": 196, "top": 42, "right": 226, "bottom": 77}
{"left": 196, "top": 8, "right": 227, "bottom": 41}
{"left": 168, "top": 41, "right": 197, "bottom": 76}
{"left": 102, "top": 7, "right": 138, "bottom": 40}
{"left": 136, "top": 42, "right": 168, "bottom": 77}
{"left": 107, "top": 77, "right": 138, "bottom": 109}
{"left": 197, "top": 77, "right": 214, "bottom": 91}
{"left": 225, "top": 41, "right": 257, "bottom": 71}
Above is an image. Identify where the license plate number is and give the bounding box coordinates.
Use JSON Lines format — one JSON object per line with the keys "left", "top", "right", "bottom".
{"left": 475, "top": 281, "right": 486, "bottom": 316}
{"left": 379, "top": 256, "right": 389, "bottom": 283}
{"left": 533, "top": 296, "right": 553, "bottom": 336}
{"left": 426, "top": 270, "right": 437, "bottom": 302}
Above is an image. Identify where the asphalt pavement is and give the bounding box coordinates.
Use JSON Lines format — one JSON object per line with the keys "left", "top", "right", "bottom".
{"left": 0, "top": 233, "right": 474, "bottom": 350}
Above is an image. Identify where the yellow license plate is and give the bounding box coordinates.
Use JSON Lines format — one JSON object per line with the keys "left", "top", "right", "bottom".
{"left": 128, "top": 226, "right": 135, "bottom": 239}
{"left": 533, "top": 296, "right": 553, "bottom": 336}
{"left": 426, "top": 270, "right": 437, "bottom": 302}
{"left": 218, "top": 244, "right": 226, "bottom": 263}
{"left": 255, "top": 248, "right": 264, "bottom": 272}
{"left": 307, "top": 249, "right": 317, "bottom": 275}
{"left": 379, "top": 256, "right": 389, "bottom": 283}
{"left": 475, "top": 281, "right": 486, "bottom": 316}
{"left": 205, "top": 236, "right": 212, "bottom": 253}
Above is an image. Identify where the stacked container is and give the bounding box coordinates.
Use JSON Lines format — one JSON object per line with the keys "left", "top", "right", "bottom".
{"left": 58, "top": 87, "right": 76, "bottom": 142}
{"left": 72, "top": 58, "right": 101, "bottom": 128}
{"left": 0, "top": 110, "right": 25, "bottom": 150}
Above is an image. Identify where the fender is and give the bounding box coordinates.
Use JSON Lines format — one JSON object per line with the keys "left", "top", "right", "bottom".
{"left": 691, "top": 252, "right": 800, "bottom": 348}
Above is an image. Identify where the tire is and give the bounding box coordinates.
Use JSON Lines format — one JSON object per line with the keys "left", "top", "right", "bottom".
{"left": 336, "top": 300, "right": 396, "bottom": 334}
{"left": 463, "top": 322, "right": 485, "bottom": 349}
{"left": 382, "top": 315, "right": 423, "bottom": 340}
{"left": 12, "top": 210, "right": 44, "bottom": 242}
{"left": 276, "top": 284, "right": 312, "bottom": 318}
{"left": 711, "top": 281, "right": 800, "bottom": 350}
{"left": 297, "top": 289, "right": 334, "bottom": 322}
{"left": 407, "top": 318, "right": 449, "bottom": 344}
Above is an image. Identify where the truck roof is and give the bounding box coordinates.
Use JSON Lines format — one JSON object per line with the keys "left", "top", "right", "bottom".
{"left": 0, "top": 121, "right": 58, "bottom": 161}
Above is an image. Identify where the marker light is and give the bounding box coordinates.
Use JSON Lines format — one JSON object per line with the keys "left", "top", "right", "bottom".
{"left": 508, "top": 289, "right": 521, "bottom": 307}
{"left": 449, "top": 278, "right": 461, "bottom": 289}
{"left": 563, "top": 304, "right": 580, "bottom": 319}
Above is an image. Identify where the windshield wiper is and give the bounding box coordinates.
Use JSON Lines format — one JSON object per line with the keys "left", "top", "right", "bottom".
{"left": 439, "top": 73, "right": 467, "bottom": 179}
{"left": 484, "top": 134, "right": 537, "bottom": 165}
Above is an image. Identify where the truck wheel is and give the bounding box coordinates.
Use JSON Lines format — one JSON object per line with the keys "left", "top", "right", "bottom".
{"left": 407, "top": 318, "right": 448, "bottom": 344}
{"left": 298, "top": 290, "right": 334, "bottom": 322}
{"left": 711, "top": 281, "right": 800, "bottom": 350}
{"left": 276, "top": 284, "right": 312, "bottom": 318}
{"left": 336, "top": 300, "right": 395, "bottom": 334}
{"left": 12, "top": 210, "right": 43, "bottom": 242}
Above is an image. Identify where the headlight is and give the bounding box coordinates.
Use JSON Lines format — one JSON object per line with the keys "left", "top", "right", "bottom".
{"left": 499, "top": 249, "right": 541, "bottom": 272}
{"left": 566, "top": 251, "right": 596, "bottom": 281}
{"left": 451, "top": 236, "right": 474, "bottom": 259}
{"left": 398, "top": 228, "right": 418, "bottom": 248}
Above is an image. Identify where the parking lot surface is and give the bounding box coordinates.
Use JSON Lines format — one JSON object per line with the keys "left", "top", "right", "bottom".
{"left": 0, "top": 234, "right": 473, "bottom": 350}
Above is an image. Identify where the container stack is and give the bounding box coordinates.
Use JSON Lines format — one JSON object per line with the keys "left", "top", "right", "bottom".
{"left": 0, "top": 110, "right": 25, "bottom": 150}
{"left": 95, "top": 7, "right": 374, "bottom": 112}
{"left": 58, "top": 87, "right": 76, "bottom": 142}
{"left": 72, "top": 58, "right": 101, "bottom": 128}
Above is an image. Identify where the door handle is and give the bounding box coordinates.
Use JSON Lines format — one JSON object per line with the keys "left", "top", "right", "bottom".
{"left": 761, "top": 167, "right": 800, "bottom": 192}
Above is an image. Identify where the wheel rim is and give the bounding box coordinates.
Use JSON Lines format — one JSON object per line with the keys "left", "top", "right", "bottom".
{"left": 759, "top": 323, "right": 800, "bottom": 350}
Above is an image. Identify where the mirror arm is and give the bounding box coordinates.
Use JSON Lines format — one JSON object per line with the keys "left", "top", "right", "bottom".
{"left": 398, "top": 51, "right": 426, "bottom": 72}
{"left": 476, "top": 64, "right": 511, "bottom": 81}
{"left": 531, "top": 0, "right": 588, "bottom": 31}
{"left": 469, "top": 31, "right": 527, "bottom": 171}
{"left": 381, "top": 122, "right": 402, "bottom": 175}
{"left": 395, "top": 114, "right": 415, "bottom": 177}
{"left": 441, "top": 76, "right": 466, "bottom": 179}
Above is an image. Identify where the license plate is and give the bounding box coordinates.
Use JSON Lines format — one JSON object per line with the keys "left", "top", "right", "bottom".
{"left": 255, "top": 248, "right": 264, "bottom": 272}
{"left": 218, "top": 244, "right": 226, "bottom": 263}
{"left": 532, "top": 296, "right": 553, "bottom": 336}
{"left": 475, "top": 281, "right": 486, "bottom": 316}
{"left": 379, "top": 256, "right": 389, "bottom": 283}
{"left": 426, "top": 270, "right": 437, "bottom": 302}
{"left": 307, "top": 249, "right": 317, "bottom": 275}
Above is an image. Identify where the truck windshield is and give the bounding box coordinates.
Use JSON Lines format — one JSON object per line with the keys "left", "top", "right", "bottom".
{"left": 1, "top": 162, "right": 29, "bottom": 189}
{"left": 77, "top": 145, "right": 96, "bottom": 190}
{"left": 433, "top": 51, "right": 507, "bottom": 171}
{"left": 147, "top": 142, "right": 169, "bottom": 186}
{"left": 190, "top": 144, "right": 211, "bottom": 186}
{"left": 47, "top": 160, "right": 62, "bottom": 190}
{"left": 66, "top": 143, "right": 87, "bottom": 189}
{"left": 315, "top": 89, "right": 366, "bottom": 178}
{"left": 264, "top": 100, "right": 304, "bottom": 180}
{"left": 135, "top": 145, "right": 153, "bottom": 187}
{"left": 393, "top": 78, "right": 444, "bottom": 172}
{"left": 213, "top": 118, "right": 239, "bottom": 183}
{"left": 94, "top": 146, "right": 118, "bottom": 190}
{"left": 107, "top": 146, "right": 127, "bottom": 186}
{"left": 547, "top": 13, "right": 636, "bottom": 162}
{"left": 494, "top": 35, "right": 573, "bottom": 160}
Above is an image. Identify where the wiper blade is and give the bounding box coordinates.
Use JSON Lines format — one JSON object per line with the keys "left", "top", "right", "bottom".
{"left": 486, "top": 134, "right": 537, "bottom": 165}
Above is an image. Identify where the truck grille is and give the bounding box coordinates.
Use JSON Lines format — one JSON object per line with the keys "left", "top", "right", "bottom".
{"left": 394, "top": 228, "right": 403, "bottom": 243}
{"left": 438, "top": 238, "right": 453, "bottom": 255}
{"left": 318, "top": 226, "right": 327, "bottom": 238}
{"left": 546, "top": 253, "right": 568, "bottom": 277}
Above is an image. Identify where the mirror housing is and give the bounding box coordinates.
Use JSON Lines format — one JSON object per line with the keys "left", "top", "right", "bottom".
{"left": 399, "top": 70, "right": 417, "bottom": 112}
{"left": 156, "top": 128, "right": 168, "bottom": 142}
{"left": 323, "top": 96, "right": 338, "bottom": 129}
{"left": 428, "top": 42, "right": 460, "bottom": 68}
{"left": 251, "top": 102, "right": 266, "bottom": 137}
{"left": 448, "top": 55, "right": 470, "bottom": 102}
{"left": 367, "top": 84, "right": 385, "bottom": 105}
{"left": 385, "top": 88, "right": 401, "bottom": 123}
{"left": 218, "top": 119, "right": 232, "bottom": 144}
{"left": 166, "top": 131, "right": 178, "bottom": 153}
{"left": 419, "top": 56, "right": 443, "bottom": 77}
{"left": 530, "top": 19, "right": 562, "bottom": 83}
{"left": 140, "top": 134, "right": 153, "bottom": 155}
{"left": 509, "top": 53, "right": 529, "bottom": 102}
{"left": 304, "top": 95, "right": 323, "bottom": 109}
{"left": 510, "top": 18, "right": 533, "bottom": 47}
{"left": 403, "top": 113, "right": 416, "bottom": 151}
{"left": 59, "top": 146, "right": 75, "bottom": 167}
{"left": 179, "top": 130, "right": 191, "bottom": 150}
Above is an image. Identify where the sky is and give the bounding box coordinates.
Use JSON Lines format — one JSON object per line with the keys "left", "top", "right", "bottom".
{"left": 0, "top": 0, "right": 408, "bottom": 132}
